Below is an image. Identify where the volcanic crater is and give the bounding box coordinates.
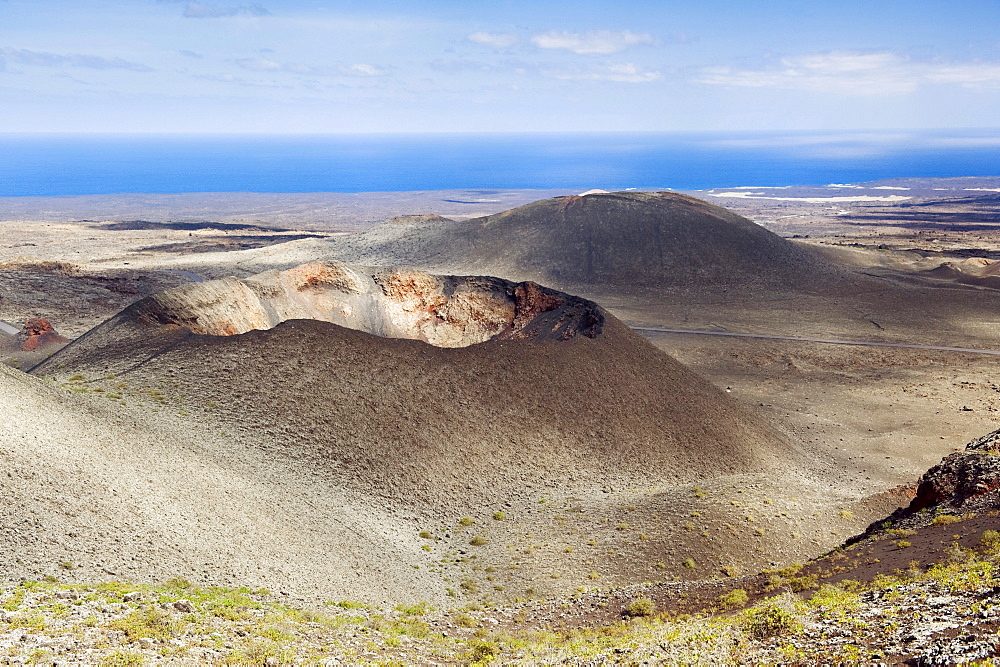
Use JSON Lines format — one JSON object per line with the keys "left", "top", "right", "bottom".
{"left": 131, "top": 261, "right": 605, "bottom": 347}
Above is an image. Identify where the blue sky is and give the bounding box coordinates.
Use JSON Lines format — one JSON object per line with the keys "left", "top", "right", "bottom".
{"left": 2, "top": 0, "right": 999, "bottom": 133}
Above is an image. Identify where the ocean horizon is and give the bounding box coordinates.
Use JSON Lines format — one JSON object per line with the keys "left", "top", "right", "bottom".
{"left": 1, "top": 129, "right": 999, "bottom": 197}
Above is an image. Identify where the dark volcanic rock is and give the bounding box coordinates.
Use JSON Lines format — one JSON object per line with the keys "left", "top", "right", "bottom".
{"left": 854, "top": 427, "right": 1000, "bottom": 541}
{"left": 909, "top": 447, "right": 1000, "bottom": 512}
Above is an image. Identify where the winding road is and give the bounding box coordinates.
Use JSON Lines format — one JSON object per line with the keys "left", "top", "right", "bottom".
{"left": 631, "top": 326, "right": 1000, "bottom": 357}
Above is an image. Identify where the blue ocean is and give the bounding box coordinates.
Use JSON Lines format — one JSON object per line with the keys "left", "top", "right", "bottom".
{"left": 0, "top": 130, "right": 998, "bottom": 197}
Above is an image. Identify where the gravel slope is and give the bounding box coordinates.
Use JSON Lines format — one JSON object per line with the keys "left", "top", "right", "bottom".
{"left": 0, "top": 363, "right": 442, "bottom": 606}
{"left": 9, "top": 264, "right": 828, "bottom": 605}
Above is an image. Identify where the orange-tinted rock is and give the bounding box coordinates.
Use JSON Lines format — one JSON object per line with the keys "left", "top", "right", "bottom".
{"left": 17, "top": 318, "right": 70, "bottom": 351}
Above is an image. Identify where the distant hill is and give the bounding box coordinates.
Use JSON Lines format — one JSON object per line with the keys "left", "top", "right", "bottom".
{"left": 320, "top": 191, "right": 842, "bottom": 290}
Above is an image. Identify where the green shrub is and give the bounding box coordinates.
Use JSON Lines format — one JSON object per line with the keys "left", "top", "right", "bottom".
{"left": 109, "top": 607, "right": 180, "bottom": 641}
{"left": 808, "top": 584, "right": 861, "bottom": 619}
{"left": 459, "top": 516, "right": 475, "bottom": 527}
{"left": 333, "top": 600, "right": 368, "bottom": 609}
{"left": 932, "top": 514, "right": 961, "bottom": 526}
{"left": 465, "top": 639, "right": 501, "bottom": 664}
{"left": 718, "top": 588, "right": 749, "bottom": 610}
{"left": 778, "top": 563, "right": 802, "bottom": 577}
{"left": 740, "top": 600, "right": 802, "bottom": 639}
{"left": 981, "top": 529, "right": 1000, "bottom": 551}
{"left": 454, "top": 612, "right": 478, "bottom": 628}
{"left": 394, "top": 602, "right": 431, "bottom": 616}
{"left": 98, "top": 652, "right": 145, "bottom": 667}
{"left": 788, "top": 574, "right": 819, "bottom": 592}
{"left": 624, "top": 597, "right": 656, "bottom": 617}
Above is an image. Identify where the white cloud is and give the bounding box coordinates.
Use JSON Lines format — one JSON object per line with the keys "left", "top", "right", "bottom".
{"left": 429, "top": 58, "right": 495, "bottom": 74}
{"left": 923, "top": 136, "right": 1000, "bottom": 148}
{"left": 233, "top": 57, "right": 388, "bottom": 77}
{"left": 0, "top": 48, "right": 153, "bottom": 72}
{"left": 344, "top": 63, "right": 386, "bottom": 77}
{"left": 793, "top": 51, "right": 901, "bottom": 73}
{"left": 697, "top": 51, "right": 919, "bottom": 95}
{"left": 234, "top": 57, "right": 282, "bottom": 71}
{"left": 697, "top": 50, "right": 1000, "bottom": 96}
{"left": 192, "top": 71, "right": 290, "bottom": 89}
{"left": 706, "top": 132, "right": 913, "bottom": 148}
{"left": 543, "top": 62, "right": 661, "bottom": 83}
{"left": 467, "top": 32, "right": 519, "bottom": 49}
{"left": 530, "top": 30, "right": 656, "bottom": 55}
{"left": 182, "top": 2, "right": 269, "bottom": 18}
{"left": 925, "top": 64, "right": 1000, "bottom": 88}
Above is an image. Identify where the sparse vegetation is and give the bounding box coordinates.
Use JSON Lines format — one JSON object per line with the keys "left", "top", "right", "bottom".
{"left": 6, "top": 548, "right": 1000, "bottom": 664}
{"left": 739, "top": 597, "right": 802, "bottom": 639}
{"left": 932, "top": 514, "right": 961, "bottom": 526}
{"left": 623, "top": 597, "right": 656, "bottom": 618}
{"left": 981, "top": 529, "right": 1000, "bottom": 551}
{"left": 718, "top": 588, "right": 749, "bottom": 610}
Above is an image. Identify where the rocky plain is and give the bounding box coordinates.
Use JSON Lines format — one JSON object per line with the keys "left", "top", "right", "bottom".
{"left": 2, "top": 179, "right": 1000, "bottom": 663}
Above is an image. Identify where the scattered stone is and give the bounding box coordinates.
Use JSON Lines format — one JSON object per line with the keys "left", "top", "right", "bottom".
{"left": 173, "top": 599, "right": 194, "bottom": 613}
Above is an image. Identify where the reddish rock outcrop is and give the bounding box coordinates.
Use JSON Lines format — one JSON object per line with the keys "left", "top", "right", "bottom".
{"left": 16, "top": 318, "right": 70, "bottom": 352}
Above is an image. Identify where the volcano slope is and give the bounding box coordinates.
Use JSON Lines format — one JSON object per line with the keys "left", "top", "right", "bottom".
{"left": 316, "top": 190, "right": 840, "bottom": 291}
{"left": 22, "top": 261, "right": 849, "bottom": 604}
